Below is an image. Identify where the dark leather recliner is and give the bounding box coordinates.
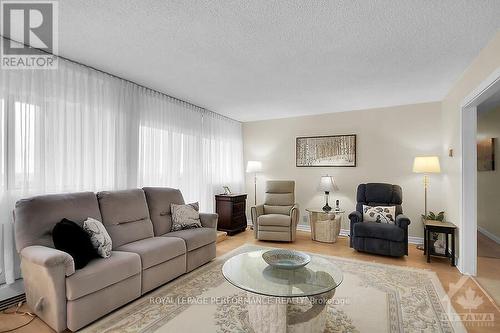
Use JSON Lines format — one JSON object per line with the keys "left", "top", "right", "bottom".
{"left": 349, "top": 183, "right": 411, "bottom": 257}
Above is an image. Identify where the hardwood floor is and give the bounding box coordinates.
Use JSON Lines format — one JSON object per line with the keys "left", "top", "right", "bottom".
{"left": 1, "top": 230, "right": 498, "bottom": 332}
{"left": 477, "top": 231, "right": 500, "bottom": 306}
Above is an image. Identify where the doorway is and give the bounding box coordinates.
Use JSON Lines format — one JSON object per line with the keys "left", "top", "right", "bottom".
{"left": 460, "top": 68, "right": 500, "bottom": 277}
{"left": 476, "top": 91, "right": 500, "bottom": 305}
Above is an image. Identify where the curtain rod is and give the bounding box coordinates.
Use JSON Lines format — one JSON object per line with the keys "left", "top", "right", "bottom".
{"left": 0, "top": 35, "right": 240, "bottom": 124}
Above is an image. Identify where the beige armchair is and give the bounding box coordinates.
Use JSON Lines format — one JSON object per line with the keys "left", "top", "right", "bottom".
{"left": 251, "top": 180, "right": 299, "bottom": 242}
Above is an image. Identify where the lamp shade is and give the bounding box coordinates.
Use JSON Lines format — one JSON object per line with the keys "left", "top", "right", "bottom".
{"left": 413, "top": 156, "right": 441, "bottom": 173}
{"left": 246, "top": 160, "right": 262, "bottom": 173}
{"left": 318, "top": 175, "right": 339, "bottom": 192}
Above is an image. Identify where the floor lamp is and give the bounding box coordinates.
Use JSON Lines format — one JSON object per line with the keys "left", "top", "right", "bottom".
{"left": 246, "top": 161, "right": 262, "bottom": 206}
{"left": 413, "top": 156, "right": 441, "bottom": 250}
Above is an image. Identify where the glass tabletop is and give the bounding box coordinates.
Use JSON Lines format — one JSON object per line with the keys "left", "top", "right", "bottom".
{"left": 222, "top": 250, "right": 343, "bottom": 298}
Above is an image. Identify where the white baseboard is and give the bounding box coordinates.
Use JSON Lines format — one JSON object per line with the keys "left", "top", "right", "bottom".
{"left": 296, "top": 224, "right": 424, "bottom": 245}
{"left": 478, "top": 226, "right": 500, "bottom": 244}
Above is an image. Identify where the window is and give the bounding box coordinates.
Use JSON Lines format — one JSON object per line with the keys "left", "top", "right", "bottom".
{"left": 14, "top": 102, "right": 37, "bottom": 181}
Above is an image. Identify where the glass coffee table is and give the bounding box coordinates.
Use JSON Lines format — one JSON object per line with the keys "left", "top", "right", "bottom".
{"left": 222, "top": 250, "right": 343, "bottom": 333}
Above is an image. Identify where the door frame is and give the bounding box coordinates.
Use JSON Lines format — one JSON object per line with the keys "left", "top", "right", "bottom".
{"left": 459, "top": 67, "right": 500, "bottom": 275}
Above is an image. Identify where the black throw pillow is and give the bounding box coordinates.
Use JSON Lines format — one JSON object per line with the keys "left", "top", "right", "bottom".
{"left": 52, "top": 218, "right": 99, "bottom": 269}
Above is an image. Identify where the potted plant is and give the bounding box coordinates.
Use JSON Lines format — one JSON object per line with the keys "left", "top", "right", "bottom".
{"left": 422, "top": 211, "right": 446, "bottom": 254}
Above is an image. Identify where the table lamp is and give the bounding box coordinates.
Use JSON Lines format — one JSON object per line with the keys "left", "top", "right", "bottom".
{"left": 318, "top": 175, "right": 339, "bottom": 212}
{"left": 413, "top": 156, "right": 441, "bottom": 216}
{"left": 246, "top": 161, "right": 262, "bottom": 205}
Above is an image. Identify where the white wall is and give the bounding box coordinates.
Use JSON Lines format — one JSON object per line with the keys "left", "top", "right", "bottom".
{"left": 477, "top": 105, "right": 500, "bottom": 240}
{"left": 243, "top": 102, "right": 443, "bottom": 238}
{"left": 440, "top": 31, "right": 500, "bottom": 265}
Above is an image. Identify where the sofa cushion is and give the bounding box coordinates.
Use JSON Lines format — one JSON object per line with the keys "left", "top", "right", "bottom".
{"left": 143, "top": 187, "right": 185, "bottom": 236}
{"left": 164, "top": 227, "right": 216, "bottom": 251}
{"left": 65, "top": 251, "right": 141, "bottom": 301}
{"left": 97, "top": 189, "right": 154, "bottom": 249}
{"left": 353, "top": 221, "right": 404, "bottom": 242}
{"left": 14, "top": 191, "right": 102, "bottom": 252}
{"left": 257, "top": 214, "right": 292, "bottom": 227}
{"left": 116, "top": 237, "right": 186, "bottom": 269}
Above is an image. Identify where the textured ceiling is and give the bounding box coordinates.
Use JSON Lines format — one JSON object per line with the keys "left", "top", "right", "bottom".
{"left": 56, "top": 0, "right": 500, "bottom": 122}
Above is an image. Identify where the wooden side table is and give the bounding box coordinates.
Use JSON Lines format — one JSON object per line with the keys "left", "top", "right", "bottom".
{"left": 423, "top": 220, "right": 456, "bottom": 266}
{"left": 306, "top": 208, "right": 345, "bottom": 243}
{"left": 215, "top": 194, "right": 248, "bottom": 235}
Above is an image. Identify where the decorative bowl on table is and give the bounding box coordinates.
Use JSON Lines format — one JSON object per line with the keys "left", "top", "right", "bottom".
{"left": 262, "top": 249, "right": 311, "bottom": 270}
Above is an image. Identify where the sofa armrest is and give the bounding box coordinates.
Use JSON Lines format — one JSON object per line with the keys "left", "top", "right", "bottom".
{"left": 199, "top": 212, "right": 218, "bottom": 229}
{"left": 348, "top": 211, "right": 363, "bottom": 248}
{"left": 395, "top": 214, "right": 411, "bottom": 229}
{"left": 21, "top": 245, "right": 75, "bottom": 276}
{"left": 20, "top": 245, "right": 74, "bottom": 332}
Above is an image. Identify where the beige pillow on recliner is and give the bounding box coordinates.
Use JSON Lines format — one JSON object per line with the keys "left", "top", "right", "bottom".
{"left": 363, "top": 205, "right": 396, "bottom": 224}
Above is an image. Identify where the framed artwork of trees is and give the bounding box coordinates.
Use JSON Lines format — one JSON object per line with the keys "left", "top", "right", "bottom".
{"left": 296, "top": 134, "right": 356, "bottom": 167}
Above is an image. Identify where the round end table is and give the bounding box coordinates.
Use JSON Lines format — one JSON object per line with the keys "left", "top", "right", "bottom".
{"left": 306, "top": 208, "right": 345, "bottom": 243}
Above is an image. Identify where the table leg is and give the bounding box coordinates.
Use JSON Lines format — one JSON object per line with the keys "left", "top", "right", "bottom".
{"left": 427, "top": 229, "right": 431, "bottom": 263}
{"left": 451, "top": 230, "right": 456, "bottom": 267}
{"left": 424, "top": 227, "right": 427, "bottom": 255}
{"left": 445, "top": 233, "right": 449, "bottom": 257}
{"left": 246, "top": 290, "right": 334, "bottom": 333}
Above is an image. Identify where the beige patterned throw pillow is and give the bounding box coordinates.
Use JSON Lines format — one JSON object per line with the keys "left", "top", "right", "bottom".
{"left": 171, "top": 202, "right": 202, "bottom": 231}
{"left": 363, "top": 205, "right": 396, "bottom": 224}
{"left": 83, "top": 217, "right": 112, "bottom": 258}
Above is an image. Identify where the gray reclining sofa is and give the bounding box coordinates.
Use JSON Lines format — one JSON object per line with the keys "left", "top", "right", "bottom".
{"left": 14, "top": 187, "right": 217, "bottom": 332}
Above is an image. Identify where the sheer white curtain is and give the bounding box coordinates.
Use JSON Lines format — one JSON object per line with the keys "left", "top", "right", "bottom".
{"left": 137, "top": 91, "right": 244, "bottom": 211}
{"left": 0, "top": 45, "right": 244, "bottom": 284}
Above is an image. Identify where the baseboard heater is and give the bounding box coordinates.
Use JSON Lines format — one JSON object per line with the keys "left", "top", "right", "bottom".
{"left": 0, "top": 293, "right": 26, "bottom": 311}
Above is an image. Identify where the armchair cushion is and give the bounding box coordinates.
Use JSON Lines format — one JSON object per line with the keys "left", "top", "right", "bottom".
{"left": 352, "top": 222, "right": 404, "bottom": 242}
{"left": 264, "top": 205, "right": 292, "bottom": 215}
{"left": 257, "top": 214, "right": 291, "bottom": 227}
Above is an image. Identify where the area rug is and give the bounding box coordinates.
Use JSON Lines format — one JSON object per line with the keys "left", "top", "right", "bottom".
{"left": 81, "top": 244, "right": 466, "bottom": 333}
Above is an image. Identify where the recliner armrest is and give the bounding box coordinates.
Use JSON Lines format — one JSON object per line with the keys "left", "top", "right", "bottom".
{"left": 348, "top": 211, "right": 362, "bottom": 224}
{"left": 251, "top": 204, "right": 264, "bottom": 238}
{"left": 251, "top": 204, "right": 264, "bottom": 224}
{"left": 348, "top": 211, "right": 362, "bottom": 248}
{"left": 21, "top": 245, "right": 75, "bottom": 276}
{"left": 290, "top": 204, "right": 299, "bottom": 223}
{"left": 395, "top": 214, "right": 411, "bottom": 229}
{"left": 20, "top": 245, "right": 74, "bottom": 332}
{"left": 199, "top": 212, "right": 218, "bottom": 229}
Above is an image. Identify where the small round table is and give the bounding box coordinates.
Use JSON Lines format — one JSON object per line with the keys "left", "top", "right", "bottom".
{"left": 222, "top": 250, "right": 343, "bottom": 333}
{"left": 306, "top": 208, "right": 345, "bottom": 243}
